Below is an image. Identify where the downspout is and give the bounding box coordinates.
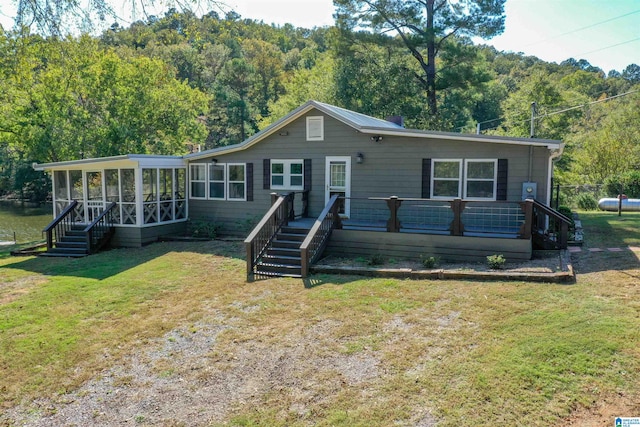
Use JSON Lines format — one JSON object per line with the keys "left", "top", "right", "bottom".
{"left": 546, "top": 144, "right": 565, "bottom": 206}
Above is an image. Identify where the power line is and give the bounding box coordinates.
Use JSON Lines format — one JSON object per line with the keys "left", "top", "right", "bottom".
{"left": 469, "top": 89, "right": 639, "bottom": 133}
{"left": 536, "top": 89, "right": 639, "bottom": 119}
{"left": 521, "top": 8, "right": 640, "bottom": 49}
{"left": 574, "top": 37, "right": 640, "bottom": 57}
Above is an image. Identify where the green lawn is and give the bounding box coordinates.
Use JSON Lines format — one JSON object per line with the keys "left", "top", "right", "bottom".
{"left": 1, "top": 212, "right": 639, "bottom": 426}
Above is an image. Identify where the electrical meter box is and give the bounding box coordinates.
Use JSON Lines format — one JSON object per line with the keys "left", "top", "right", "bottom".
{"left": 522, "top": 182, "right": 537, "bottom": 200}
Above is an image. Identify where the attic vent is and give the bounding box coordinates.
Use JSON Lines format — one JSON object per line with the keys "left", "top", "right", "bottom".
{"left": 386, "top": 116, "right": 404, "bottom": 127}
{"left": 306, "top": 116, "right": 324, "bottom": 141}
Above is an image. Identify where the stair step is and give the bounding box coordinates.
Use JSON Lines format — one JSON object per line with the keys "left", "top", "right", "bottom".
{"left": 276, "top": 232, "right": 306, "bottom": 242}
{"left": 262, "top": 254, "right": 302, "bottom": 265}
{"left": 56, "top": 241, "right": 87, "bottom": 248}
{"left": 265, "top": 247, "right": 300, "bottom": 257}
{"left": 280, "top": 226, "right": 310, "bottom": 235}
{"left": 271, "top": 240, "right": 301, "bottom": 250}
{"left": 41, "top": 249, "right": 87, "bottom": 257}
{"left": 66, "top": 230, "right": 86, "bottom": 237}
{"left": 256, "top": 262, "right": 302, "bottom": 275}
{"left": 254, "top": 270, "right": 302, "bottom": 279}
{"left": 60, "top": 235, "right": 86, "bottom": 242}
{"left": 55, "top": 246, "right": 88, "bottom": 253}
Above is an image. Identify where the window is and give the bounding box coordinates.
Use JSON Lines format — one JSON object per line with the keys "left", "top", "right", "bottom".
{"left": 190, "top": 164, "right": 206, "bottom": 199}
{"left": 190, "top": 162, "right": 248, "bottom": 201}
{"left": 306, "top": 116, "right": 324, "bottom": 141}
{"left": 464, "top": 160, "right": 497, "bottom": 200}
{"left": 209, "top": 164, "right": 225, "bottom": 199}
{"left": 271, "top": 160, "right": 304, "bottom": 190}
{"left": 431, "top": 160, "right": 462, "bottom": 199}
{"left": 228, "top": 164, "right": 246, "bottom": 200}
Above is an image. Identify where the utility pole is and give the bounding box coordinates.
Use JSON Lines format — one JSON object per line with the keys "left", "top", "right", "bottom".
{"left": 530, "top": 102, "right": 537, "bottom": 138}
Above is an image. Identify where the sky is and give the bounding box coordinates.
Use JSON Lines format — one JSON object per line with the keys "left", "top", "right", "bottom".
{"left": 227, "top": 0, "right": 640, "bottom": 74}
{"left": 1, "top": 0, "right": 638, "bottom": 73}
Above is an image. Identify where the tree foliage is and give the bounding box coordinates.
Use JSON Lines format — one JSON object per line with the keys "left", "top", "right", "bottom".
{"left": 334, "top": 0, "right": 506, "bottom": 116}
{"left": 2, "top": 8, "right": 640, "bottom": 200}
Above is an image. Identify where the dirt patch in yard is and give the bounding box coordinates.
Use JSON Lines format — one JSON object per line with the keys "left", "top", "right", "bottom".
{"left": 3, "top": 306, "right": 390, "bottom": 426}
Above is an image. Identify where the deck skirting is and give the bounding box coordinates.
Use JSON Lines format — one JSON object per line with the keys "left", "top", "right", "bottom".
{"left": 325, "top": 229, "right": 532, "bottom": 263}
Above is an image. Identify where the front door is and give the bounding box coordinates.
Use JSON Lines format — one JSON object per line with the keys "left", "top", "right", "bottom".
{"left": 325, "top": 156, "right": 351, "bottom": 217}
{"left": 84, "top": 171, "right": 105, "bottom": 223}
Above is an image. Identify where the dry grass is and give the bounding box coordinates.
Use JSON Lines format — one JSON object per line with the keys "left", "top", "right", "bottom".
{"left": 1, "top": 213, "right": 640, "bottom": 426}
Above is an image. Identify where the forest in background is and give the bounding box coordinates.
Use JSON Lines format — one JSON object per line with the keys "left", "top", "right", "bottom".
{"left": 1, "top": 9, "right": 639, "bottom": 202}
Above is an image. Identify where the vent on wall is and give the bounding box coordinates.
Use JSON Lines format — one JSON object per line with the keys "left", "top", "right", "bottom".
{"left": 306, "top": 116, "right": 324, "bottom": 141}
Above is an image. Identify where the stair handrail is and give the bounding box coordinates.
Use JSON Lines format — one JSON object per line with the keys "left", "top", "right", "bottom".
{"left": 245, "top": 193, "right": 292, "bottom": 281}
{"left": 521, "top": 198, "right": 572, "bottom": 249}
{"left": 43, "top": 200, "right": 79, "bottom": 251}
{"left": 300, "top": 194, "right": 342, "bottom": 278}
{"left": 84, "top": 202, "right": 117, "bottom": 254}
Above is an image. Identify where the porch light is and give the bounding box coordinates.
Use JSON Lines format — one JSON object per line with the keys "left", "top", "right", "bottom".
{"left": 356, "top": 152, "right": 364, "bottom": 164}
{"left": 370, "top": 135, "right": 383, "bottom": 143}
{"left": 211, "top": 159, "right": 217, "bottom": 165}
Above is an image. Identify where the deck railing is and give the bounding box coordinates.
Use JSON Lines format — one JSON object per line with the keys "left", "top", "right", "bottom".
{"left": 283, "top": 189, "right": 309, "bottom": 220}
{"left": 520, "top": 198, "right": 572, "bottom": 249}
{"left": 245, "top": 193, "right": 293, "bottom": 281}
{"left": 300, "top": 194, "right": 343, "bottom": 278}
{"left": 43, "top": 200, "right": 79, "bottom": 251}
{"left": 84, "top": 202, "right": 117, "bottom": 254}
{"left": 343, "top": 196, "right": 568, "bottom": 245}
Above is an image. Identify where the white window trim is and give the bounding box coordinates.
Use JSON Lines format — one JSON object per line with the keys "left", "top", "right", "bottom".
{"left": 226, "top": 163, "right": 247, "bottom": 201}
{"left": 270, "top": 159, "right": 304, "bottom": 191}
{"left": 189, "top": 164, "right": 207, "bottom": 200}
{"left": 208, "top": 163, "right": 226, "bottom": 200}
{"left": 463, "top": 159, "right": 498, "bottom": 201}
{"left": 431, "top": 159, "right": 462, "bottom": 200}
{"left": 306, "top": 116, "right": 324, "bottom": 141}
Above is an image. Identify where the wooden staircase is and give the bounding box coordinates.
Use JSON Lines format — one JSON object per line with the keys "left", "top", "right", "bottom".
{"left": 254, "top": 226, "right": 309, "bottom": 278}
{"left": 41, "top": 225, "right": 90, "bottom": 257}
{"left": 42, "top": 201, "right": 117, "bottom": 258}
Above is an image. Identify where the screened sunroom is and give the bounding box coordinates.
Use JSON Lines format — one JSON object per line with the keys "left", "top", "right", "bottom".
{"left": 34, "top": 155, "right": 189, "bottom": 247}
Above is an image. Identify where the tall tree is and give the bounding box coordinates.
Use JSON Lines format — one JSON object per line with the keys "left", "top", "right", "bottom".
{"left": 334, "top": 0, "right": 506, "bottom": 117}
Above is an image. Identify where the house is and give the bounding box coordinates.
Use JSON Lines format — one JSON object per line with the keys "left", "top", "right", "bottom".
{"left": 33, "top": 101, "right": 568, "bottom": 277}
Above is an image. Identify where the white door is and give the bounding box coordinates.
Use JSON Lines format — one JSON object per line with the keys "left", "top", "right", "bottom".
{"left": 325, "top": 156, "right": 351, "bottom": 217}
{"left": 84, "top": 170, "right": 105, "bottom": 223}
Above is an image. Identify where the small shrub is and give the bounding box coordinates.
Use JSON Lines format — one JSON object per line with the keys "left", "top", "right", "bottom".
{"left": 575, "top": 193, "right": 598, "bottom": 211}
{"left": 421, "top": 256, "right": 440, "bottom": 269}
{"left": 557, "top": 205, "right": 573, "bottom": 219}
{"left": 189, "top": 220, "right": 220, "bottom": 239}
{"left": 367, "top": 254, "right": 385, "bottom": 266}
{"left": 486, "top": 254, "right": 506, "bottom": 270}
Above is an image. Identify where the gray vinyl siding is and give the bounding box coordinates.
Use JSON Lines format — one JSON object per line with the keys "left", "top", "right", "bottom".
{"left": 110, "top": 222, "right": 187, "bottom": 247}
{"left": 188, "top": 110, "right": 553, "bottom": 233}
{"left": 326, "top": 229, "right": 532, "bottom": 262}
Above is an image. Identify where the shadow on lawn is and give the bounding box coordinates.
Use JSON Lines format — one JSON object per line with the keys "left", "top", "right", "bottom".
{"left": 303, "top": 274, "right": 356, "bottom": 288}
{"left": 571, "top": 212, "right": 640, "bottom": 275}
{"left": 0, "top": 239, "right": 245, "bottom": 280}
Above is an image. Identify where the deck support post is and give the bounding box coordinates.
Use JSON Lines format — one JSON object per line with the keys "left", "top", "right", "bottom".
{"left": 385, "top": 196, "right": 402, "bottom": 232}
{"left": 519, "top": 199, "right": 534, "bottom": 239}
{"left": 332, "top": 201, "right": 343, "bottom": 229}
{"left": 450, "top": 198, "right": 466, "bottom": 236}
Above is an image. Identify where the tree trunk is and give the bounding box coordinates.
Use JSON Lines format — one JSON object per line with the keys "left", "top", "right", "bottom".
{"left": 426, "top": 0, "right": 437, "bottom": 116}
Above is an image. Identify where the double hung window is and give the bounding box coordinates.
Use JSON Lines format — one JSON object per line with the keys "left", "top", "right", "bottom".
{"left": 431, "top": 160, "right": 462, "bottom": 199}
{"left": 270, "top": 160, "right": 304, "bottom": 190}
{"left": 464, "top": 160, "right": 497, "bottom": 200}
{"left": 431, "top": 159, "right": 497, "bottom": 200}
